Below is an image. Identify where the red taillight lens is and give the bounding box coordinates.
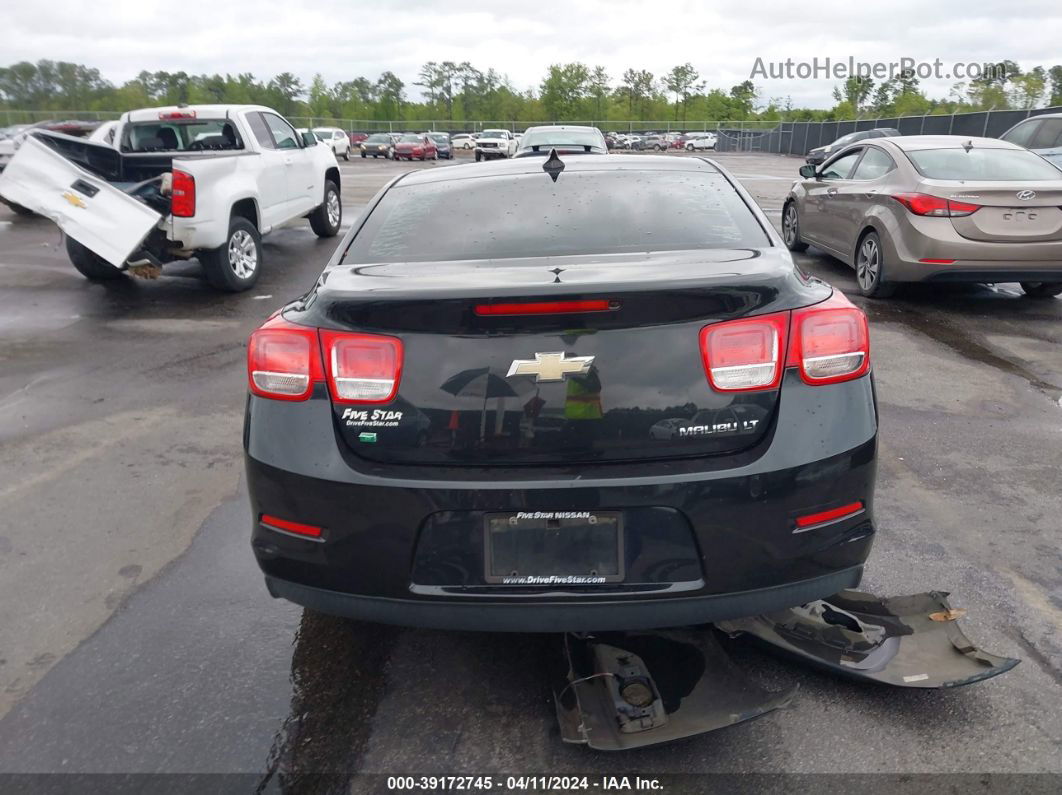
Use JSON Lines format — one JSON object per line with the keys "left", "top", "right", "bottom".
{"left": 260, "top": 514, "right": 322, "bottom": 539}
{"left": 247, "top": 317, "right": 323, "bottom": 401}
{"left": 700, "top": 312, "right": 788, "bottom": 392}
{"left": 171, "top": 170, "right": 195, "bottom": 217}
{"left": 321, "top": 331, "right": 403, "bottom": 404}
{"left": 788, "top": 292, "right": 870, "bottom": 385}
{"left": 892, "top": 193, "right": 979, "bottom": 217}
{"left": 159, "top": 110, "right": 196, "bottom": 120}
{"left": 475, "top": 300, "right": 613, "bottom": 316}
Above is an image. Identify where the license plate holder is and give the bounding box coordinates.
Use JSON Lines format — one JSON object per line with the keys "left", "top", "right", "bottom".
{"left": 484, "top": 511, "right": 624, "bottom": 585}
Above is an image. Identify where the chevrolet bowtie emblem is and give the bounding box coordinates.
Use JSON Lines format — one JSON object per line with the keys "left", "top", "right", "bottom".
{"left": 507, "top": 352, "right": 595, "bottom": 382}
{"left": 61, "top": 191, "right": 86, "bottom": 209}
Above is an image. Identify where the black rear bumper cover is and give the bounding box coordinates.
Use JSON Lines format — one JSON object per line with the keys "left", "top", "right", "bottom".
{"left": 265, "top": 566, "right": 864, "bottom": 632}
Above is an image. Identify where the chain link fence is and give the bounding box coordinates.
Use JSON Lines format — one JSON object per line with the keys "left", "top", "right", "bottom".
{"left": 714, "top": 106, "right": 1062, "bottom": 154}
{"left": 5, "top": 108, "right": 1059, "bottom": 153}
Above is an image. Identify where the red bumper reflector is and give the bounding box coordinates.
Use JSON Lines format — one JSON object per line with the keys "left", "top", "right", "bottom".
{"left": 919, "top": 258, "right": 955, "bottom": 264}
{"left": 260, "top": 514, "right": 322, "bottom": 539}
{"left": 795, "top": 501, "right": 864, "bottom": 529}
{"left": 475, "top": 300, "right": 613, "bottom": 316}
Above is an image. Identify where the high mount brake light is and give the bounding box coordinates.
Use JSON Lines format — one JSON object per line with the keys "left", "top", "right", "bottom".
{"left": 700, "top": 312, "right": 788, "bottom": 392}
{"left": 320, "top": 331, "right": 403, "bottom": 404}
{"left": 892, "top": 193, "right": 980, "bottom": 217}
{"left": 699, "top": 293, "right": 870, "bottom": 393}
{"left": 475, "top": 300, "right": 614, "bottom": 316}
{"left": 158, "top": 110, "right": 196, "bottom": 120}
{"left": 247, "top": 317, "right": 323, "bottom": 401}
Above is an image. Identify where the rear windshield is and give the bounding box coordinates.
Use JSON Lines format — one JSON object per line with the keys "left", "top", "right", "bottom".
{"left": 905, "top": 147, "right": 1062, "bottom": 180}
{"left": 399, "top": 134, "right": 422, "bottom": 142}
{"left": 344, "top": 170, "right": 769, "bottom": 263}
{"left": 121, "top": 121, "right": 242, "bottom": 152}
{"left": 521, "top": 129, "right": 604, "bottom": 149}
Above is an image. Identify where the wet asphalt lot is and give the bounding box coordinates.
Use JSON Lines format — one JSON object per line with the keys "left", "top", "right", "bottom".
{"left": 0, "top": 149, "right": 1060, "bottom": 789}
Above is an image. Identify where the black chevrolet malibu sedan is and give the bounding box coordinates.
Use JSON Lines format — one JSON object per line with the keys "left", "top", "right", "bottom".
{"left": 244, "top": 154, "right": 877, "bottom": 632}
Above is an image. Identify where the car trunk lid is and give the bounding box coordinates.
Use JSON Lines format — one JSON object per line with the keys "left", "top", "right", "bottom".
{"left": 919, "top": 180, "right": 1062, "bottom": 242}
{"left": 293, "top": 249, "right": 828, "bottom": 466}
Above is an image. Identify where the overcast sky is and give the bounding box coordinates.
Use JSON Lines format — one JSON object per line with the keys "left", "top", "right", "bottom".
{"left": 3, "top": 0, "right": 1060, "bottom": 109}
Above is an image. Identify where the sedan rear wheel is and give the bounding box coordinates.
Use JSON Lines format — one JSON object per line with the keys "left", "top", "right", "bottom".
{"left": 782, "top": 202, "right": 808, "bottom": 252}
{"left": 1019, "top": 281, "right": 1062, "bottom": 298}
{"left": 855, "top": 231, "right": 896, "bottom": 298}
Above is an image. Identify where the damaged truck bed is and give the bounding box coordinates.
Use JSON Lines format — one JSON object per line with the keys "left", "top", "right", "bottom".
{"left": 556, "top": 590, "right": 1018, "bottom": 750}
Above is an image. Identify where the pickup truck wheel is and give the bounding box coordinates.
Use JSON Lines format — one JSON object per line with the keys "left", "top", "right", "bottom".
{"left": 309, "top": 181, "right": 342, "bottom": 238}
{"left": 66, "top": 237, "right": 124, "bottom": 281}
{"left": 201, "top": 218, "right": 261, "bottom": 292}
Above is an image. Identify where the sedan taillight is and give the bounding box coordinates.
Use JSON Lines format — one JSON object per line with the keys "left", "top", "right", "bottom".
{"left": 700, "top": 312, "right": 788, "bottom": 392}
{"left": 320, "top": 331, "right": 403, "bottom": 404}
{"left": 700, "top": 293, "right": 869, "bottom": 393}
{"left": 892, "top": 192, "right": 979, "bottom": 217}
{"left": 247, "top": 316, "right": 323, "bottom": 401}
{"left": 247, "top": 319, "right": 404, "bottom": 404}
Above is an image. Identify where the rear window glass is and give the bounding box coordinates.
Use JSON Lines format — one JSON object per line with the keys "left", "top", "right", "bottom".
{"left": 521, "top": 129, "right": 604, "bottom": 149}
{"left": 905, "top": 147, "right": 1062, "bottom": 180}
{"left": 1028, "top": 118, "right": 1062, "bottom": 149}
{"left": 344, "top": 170, "right": 769, "bottom": 263}
{"left": 121, "top": 121, "right": 242, "bottom": 152}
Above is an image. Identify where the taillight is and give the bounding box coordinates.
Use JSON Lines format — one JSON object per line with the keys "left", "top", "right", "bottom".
{"left": 699, "top": 312, "right": 788, "bottom": 392}
{"left": 260, "top": 514, "right": 323, "bottom": 539}
{"left": 247, "top": 316, "right": 323, "bottom": 401}
{"left": 788, "top": 292, "right": 870, "bottom": 385}
{"left": 892, "top": 193, "right": 979, "bottom": 217}
{"left": 171, "top": 170, "right": 195, "bottom": 217}
{"left": 320, "top": 331, "right": 403, "bottom": 404}
{"left": 159, "top": 110, "right": 196, "bottom": 120}
{"left": 699, "top": 294, "right": 870, "bottom": 393}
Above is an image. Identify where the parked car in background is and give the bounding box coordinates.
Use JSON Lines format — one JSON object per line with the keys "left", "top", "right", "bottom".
{"left": 428, "top": 132, "right": 453, "bottom": 159}
{"left": 0, "top": 104, "right": 342, "bottom": 291}
{"left": 806, "top": 128, "right": 900, "bottom": 165}
{"left": 784, "top": 135, "right": 1062, "bottom": 298}
{"left": 313, "top": 127, "right": 352, "bottom": 160}
{"left": 451, "top": 133, "right": 476, "bottom": 150}
{"left": 244, "top": 153, "right": 878, "bottom": 634}
{"left": 1000, "top": 113, "right": 1062, "bottom": 170}
{"left": 349, "top": 132, "right": 369, "bottom": 147}
{"left": 360, "top": 133, "right": 395, "bottom": 159}
{"left": 475, "top": 129, "right": 517, "bottom": 161}
{"left": 0, "top": 120, "right": 101, "bottom": 173}
{"left": 514, "top": 125, "right": 607, "bottom": 157}
{"left": 641, "top": 134, "right": 670, "bottom": 151}
{"left": 685, "top": 133, "right": 718, "bottom": 151}
{"left": 393, "top": 133, "right": 438, "bottom": 161}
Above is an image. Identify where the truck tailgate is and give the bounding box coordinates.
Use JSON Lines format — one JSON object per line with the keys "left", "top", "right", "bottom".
{"left": 0, "top": 135, "right": 162, "bottom": 267}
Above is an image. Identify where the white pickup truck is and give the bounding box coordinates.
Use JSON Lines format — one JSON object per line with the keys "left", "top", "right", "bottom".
{"left": 0, "top": 104, "right": 342, "bottom": 291}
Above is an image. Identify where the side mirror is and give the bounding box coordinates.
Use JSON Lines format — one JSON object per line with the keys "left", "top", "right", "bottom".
{"left": 798, "top": 164, "right": 818, "bottom": 179}
{"left": 301, "top": 131, "right": 317, "bottom": 148}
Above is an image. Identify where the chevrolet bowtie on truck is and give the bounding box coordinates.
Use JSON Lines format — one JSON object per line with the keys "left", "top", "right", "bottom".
{"left": 0, "top": 104, "right": 342, "bottom": 291}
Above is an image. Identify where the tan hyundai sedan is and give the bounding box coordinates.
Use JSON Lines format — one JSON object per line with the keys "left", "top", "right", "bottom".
{"left": 783, "top": 135, "right": 1062, "bottom": 298}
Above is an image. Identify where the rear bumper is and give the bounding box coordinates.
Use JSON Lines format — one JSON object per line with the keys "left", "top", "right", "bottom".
{"left": 877, "top": 214, "right": 1062, "bottom": 282}
{"left": 246, "top": 371, "right": 878, "bottom": 632}
{"left": 265, "top": 566, "right": 863, "bottom": 632}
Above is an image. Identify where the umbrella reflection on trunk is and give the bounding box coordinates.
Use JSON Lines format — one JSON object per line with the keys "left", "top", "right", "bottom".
{"left": 439, "top": 367, "right": 523, "bottom": 441}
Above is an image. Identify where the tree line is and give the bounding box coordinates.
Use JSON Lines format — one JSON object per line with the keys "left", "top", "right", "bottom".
{"left": 2, "top": 59, "right": 1061, "bottom": 125}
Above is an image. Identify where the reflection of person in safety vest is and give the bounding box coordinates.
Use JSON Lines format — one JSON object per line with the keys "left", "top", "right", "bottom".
{"left": 565, "top": 368, "right": 603, "bottom": 420}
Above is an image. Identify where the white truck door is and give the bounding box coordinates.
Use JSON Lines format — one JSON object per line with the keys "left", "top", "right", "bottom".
{"left": 260, "top": 112, "right": 319, "bottom": 218}
{"left": 0, "top": 135, "right": 161, "bottom": 266}
{"left": 244, "top": 112, "right": 294, "bottom": 229}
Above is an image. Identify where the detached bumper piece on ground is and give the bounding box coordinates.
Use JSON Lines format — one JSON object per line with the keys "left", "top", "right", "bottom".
{"left": 556, "top": 590, "right": 1018, "bottom": 750}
